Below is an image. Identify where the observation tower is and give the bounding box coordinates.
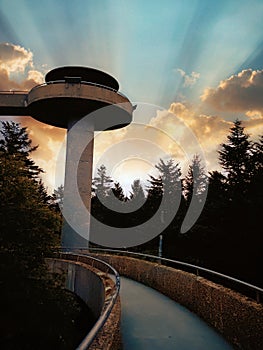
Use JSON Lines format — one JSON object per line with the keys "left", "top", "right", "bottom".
{"left": 0, "top": 66, "right": 133, "bottom": 248}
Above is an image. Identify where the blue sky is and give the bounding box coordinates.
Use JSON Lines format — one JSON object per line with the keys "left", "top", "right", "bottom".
{"left": 1, "top": 0, "right": 263, "bottom": 107}
{"left": 1, "top": 0, "right": 263, "bottom": 190}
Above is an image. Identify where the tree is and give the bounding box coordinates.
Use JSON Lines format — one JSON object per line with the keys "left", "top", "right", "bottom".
{"left": 130, "top": 179, "right": 145, "bottom": 201}
{"left": 51, "top": 184, "right": 64, "bottom": 211}
{"left": 0, "top": 121, "right": 61, "bottom": 281}
{"left": 252, "top": 134, "right": 263, "bottom": 174}
{"left": 0, "top": 121, "right": 43, "bottom": 179}
{"left": 144, "top": 159, "right": 184, "bottom": 256}
{"left": 218, "top": 119, "right": 253, "bottom": 191}
{"left": 147, "top": 158, "right": 182, "bottom": 205}
{"left": 93, "top": 164, "right": 113, "bottom": 198}
{"left": 111, "top": 182, "right": 127, "bottom": 202}
{"left": 184, "top": 154, "right": 207, "bottom": 204}
{"left": 0, "top": 123, "right": 90, "bottom": 348}
{"left": 0, "top": 123, "right": 61, "bottom": 281}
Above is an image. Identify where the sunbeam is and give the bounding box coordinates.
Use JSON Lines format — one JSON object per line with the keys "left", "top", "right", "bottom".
{"left": 1, "top": 0, "right": 263, "bottom": 191}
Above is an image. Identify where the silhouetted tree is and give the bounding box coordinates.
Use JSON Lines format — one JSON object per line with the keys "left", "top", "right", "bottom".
{"left": 252, "top": 134, "right": 263, "bottom": 174}
{"left": 50, "top": 184, "right": 64, "bottom": 211}
{"left": 218, "top": 119, "right": 253, "bottom": 193}
{"left": 93, "top": 164, "right": 113, "bottom": 198}
{"left": 0, "top": 122, "right": 61, "bottom": 281}
{"left": 184, "top": 154, "right": 207, "bottom": 204}
{"left": 111, "top": 182, "right": 127, "bottom": 201}
{"left": 0, "top": 123, "right": 89, "bottom": 349}
{"left": 130, "top": 179, "right": 145, "bottom": 201}
{"left": 144, "top": 159, "right": 184, "bottom": 256}
{"left": 147, "top": 159, "right": 182, "bottom": 209}
{"left": 0, "top": 121, "right": 43, "bottom": 179}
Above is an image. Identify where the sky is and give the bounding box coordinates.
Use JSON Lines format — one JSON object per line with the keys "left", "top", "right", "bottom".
{"left": 1, "top": 0, "right": 263, "bottom": 193}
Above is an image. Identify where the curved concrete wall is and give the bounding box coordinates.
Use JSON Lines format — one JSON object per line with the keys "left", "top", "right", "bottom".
{"left": 47, "top": 258, "right": 104, "bottom": 319}
{"left": 93, "top": 254, "right": 263, "bottom": 350}
{"left": 27, "top": 83, "right": 133, "bottom": 113}
{"left": 46, "top": 258, "right": 121, "bottom": 349}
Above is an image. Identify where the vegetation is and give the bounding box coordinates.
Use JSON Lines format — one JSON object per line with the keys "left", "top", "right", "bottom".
{"left": 91, "top": 120, "right": 263, "bottom": 287}
{"left": 0, "top": 121, "right": 94, "bottom": 349}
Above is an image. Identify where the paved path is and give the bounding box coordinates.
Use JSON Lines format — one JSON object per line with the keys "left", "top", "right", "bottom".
{"left": 120, "top": 276, "right": 233, "bottom": 350}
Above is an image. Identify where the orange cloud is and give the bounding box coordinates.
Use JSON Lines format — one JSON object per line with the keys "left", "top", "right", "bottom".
{"left": 0, "top": 42, "right": 44, "bottom": 90}
{"left": 201, "top": 69, "right": 263, "bottom": 113}
{"left": 149, "top": 102, "right": 263, "bottom": 172}
{"left": 0, "top": 42, "right": 33, "bottom": 73}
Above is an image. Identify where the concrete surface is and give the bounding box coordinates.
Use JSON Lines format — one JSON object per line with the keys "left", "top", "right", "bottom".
{"left": 120, "top": 276, "right": 233, "bottom": 350}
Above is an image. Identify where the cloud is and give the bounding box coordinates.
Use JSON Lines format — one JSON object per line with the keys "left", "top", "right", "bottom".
{"left": 176, "top": 68, "right": 200, "bottom": 87}
{"left": 149, "top": 102, "right": 263, "bottom": 172}
{"left": 0, "top": 42, "right": 44, "bottom": 90}
{"left": 201, "top": 69, "right": 263, "bottom": 113}
{"left": 19, "top": 117, "right": 66, "bottom": 192}
{"left": 0, "top": 42, "right": 33, "bottom": 73}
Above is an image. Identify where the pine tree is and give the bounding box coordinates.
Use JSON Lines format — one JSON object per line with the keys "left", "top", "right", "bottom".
{"left": 0, "top": 123, "right": 90, "bottom": 348}
{"left": 0, "top": 124, "right": 61, "bottom": 281}
{"left": 130, "top": 179, "right": 145, "bottom": 200}
{"left": 51, "top": 184, "right": 64, "bottom": 211}
{"left": 184, "top": 154, "right": 207, "bottom": 204}
{"left": 111, "top": 182, "right": 127, "bottom": 201}
{"left": 253, "top": 134, "right": 263, "bottom": 174}
{"left": 218, "top": 119, "right": 253, "bottom": 190}
{"left": 0, "top": 121, "right": 43, "bottom": 179}
{"left": 105, "top": 181, "right": 127, "bottom": 213}
{"left": 147, "top": 175, "right": 163, "bottom": 201}
{"left": 146, "top": 159, "right": 183, "bottom": 258}
{"left": 147, "top": 159, "right": 182, "bottom": 202}
{"left": 93, "top": 164, "right": 113, "bottom": 198}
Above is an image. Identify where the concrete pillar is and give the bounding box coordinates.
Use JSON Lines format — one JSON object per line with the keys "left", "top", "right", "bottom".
{"left": 61, "top": 117, "right": 94, "bottom": 249}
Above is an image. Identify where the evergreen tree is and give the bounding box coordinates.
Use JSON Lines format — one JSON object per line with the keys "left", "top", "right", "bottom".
{"left": 184, "top": 154, "right": 207, "bottom": 204}
{"left": 147, "top": 158, "right": 182, "bottom": 205}
{"left": 51, "top": 184, "right": 64, "bottom": 211}
{"left": 111, "top": 182, "right": 127, "bottom": 201}
{"left": 0, "top": 122, "right": 61, "bottom": 281}
{"left": 0, "top": 121, "right": 43, "bottom": 179}
{"left": 145, "top": 159, "right": 183, "bottom": 257}
{"left": 147, "top": 175, "right": 163, "bottom": 201}
{"left": 0, "top": 155, "right": 60, "bottom": 280}
{"left": 218, "top": 119, "right": 253, "bottom": 191}
{"left": 93, "top": 164, "right": 113, "bottom": 198}
{"left": 0, "top": 123, "right": 91, "bottom": 349}
{"left": 156, "top": 158, "right": 182, "bottom": 196}
{"left": 130, "top": 179, "right": 145, "bottom": 200}
{"left": 252, "top": 134, "right": 263, "bottom": 174}
{"left": 105, "top": 181, "right": 127, "bottom": 214}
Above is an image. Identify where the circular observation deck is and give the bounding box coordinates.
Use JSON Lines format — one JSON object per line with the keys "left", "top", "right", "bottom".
{"left": 27, "top": 67, "right": 132, "bottom": 130}
{"left": 45, "top": 66, "right": 120, "bottom": 91}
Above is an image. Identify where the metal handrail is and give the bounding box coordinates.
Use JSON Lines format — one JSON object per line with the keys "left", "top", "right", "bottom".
{"left": 72, "top": 247, "right": 263, "bottom": 303}
{"left": 58, "top": 252, "right": 120, "bottom": 350}
{"left": 29, "top": 80, "right": 129, "bottom": 99}
{"left": 0, "top": 81, "right": 130, "bottom": 102}
{"left": 0, "top": 90, "right": 28, "bottom": 94}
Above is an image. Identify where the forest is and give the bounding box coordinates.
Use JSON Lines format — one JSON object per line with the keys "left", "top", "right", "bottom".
{"left": 0, "top": 118, "right": 262, "bottom": 301}
{"left": 91, "top": 120, "right": 263, "bottom": 287}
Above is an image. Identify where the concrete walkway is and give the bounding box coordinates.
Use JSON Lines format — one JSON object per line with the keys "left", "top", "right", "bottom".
{"left": 120, "top": 276, "right": 233, "bottom": 350}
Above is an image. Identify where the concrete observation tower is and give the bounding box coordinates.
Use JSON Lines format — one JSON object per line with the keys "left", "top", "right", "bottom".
{"left": 0, "top": 66, "right": 133, "bottom": 248}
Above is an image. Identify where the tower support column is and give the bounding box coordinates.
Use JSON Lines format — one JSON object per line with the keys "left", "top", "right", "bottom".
{"left": 61, "top": 117, "right": 94, "bottom": 249}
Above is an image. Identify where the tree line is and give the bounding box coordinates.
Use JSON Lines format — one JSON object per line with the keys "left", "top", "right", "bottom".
{"left": 91, "top": 120, "right": 263, "bottom": 287}
{"left": 1, "top": 119, "right": 261, "bottom": 294}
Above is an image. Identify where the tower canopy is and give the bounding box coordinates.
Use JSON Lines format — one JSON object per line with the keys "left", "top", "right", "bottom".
{"left": 45, "top": 66, "right": 119, "bottom": 91}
